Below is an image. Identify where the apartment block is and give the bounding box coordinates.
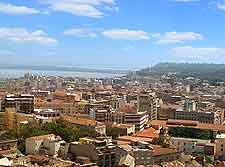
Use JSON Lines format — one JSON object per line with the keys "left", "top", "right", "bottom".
{"left": 1, "top": 94, "right": 34, "bottom": 114}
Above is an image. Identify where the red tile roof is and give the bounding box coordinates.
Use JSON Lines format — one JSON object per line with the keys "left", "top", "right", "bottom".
{"left": 148, "top": 119, "right": 225, "bottom": 132}
{"left": 152, "top": 145, "right": 178, "bottom": 156}
{"left": 118, "top": 136, "right": 153, "bottom": 143}
{"left": 134, "top": 127, "right": 159, "bottom": 139}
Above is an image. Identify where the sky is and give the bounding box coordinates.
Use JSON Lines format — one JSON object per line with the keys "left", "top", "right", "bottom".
{"left": 0, "top": 0, "right": 225, "bottom": 69}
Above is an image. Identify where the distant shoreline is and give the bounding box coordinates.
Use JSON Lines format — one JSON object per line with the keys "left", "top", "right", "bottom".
{"left": 0, "top": 65, "right": 130, "bottom": 75}
{"left": 0, "top": 68, "right": 126, "bottom": 79}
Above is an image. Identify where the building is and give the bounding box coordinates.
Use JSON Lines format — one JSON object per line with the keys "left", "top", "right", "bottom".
{"left": 137, "top": 93, "right": 160, "bottom": 121}
{"left": 0, "top": 140, "right": 17, "bottom": 150}
{"left": 25, "top": 134, "right": 65, "bottom": 156}
{"left": 215, "top": 134, "right": 225, "bottom": 160}
{"left": 175, "top": 108, "right": 215, "bottom": 124}
{"left": 68, "top": 138, "right": 117, "bottom": 167}
{"left": 34, "top": 108, "right": 60, "bottom": 118}
{"left": 133, "top": 127, "right": 160, "bottom": 140}
{"left": 62, "top": 115, "right": 106, "bottom": 136}
{"left": 111, "top": 123, "right": 135, "bottom": 136}
{"left": 124, "top": 141, "right": 180, "bottom": 166}
{"left": 171, "top": 137, "right": 211, "bottom": 154}
{"left": 4, "top": 107, "right": 17, "bottom": 130}
{"left": 35, "top": 99, "right": 88, "bottom": 116}
{"left": 184, "top": 98, "right": 197, "bottom": 112}
{"left": 147, "top": 120, "right": 225, "bottom": 135}
{"left": 123, "top": 111, "right": 149, "bottom": 132}
{"left": 1, "top": 94, "right": 34, "bottom": 114}
{"left": 89, "top": 109, "right": 112, "bottom": 122}
{"left": 90, "top": 107, "right": 149, "bottom": 132}
{"left": 90, "top": 109, "right": 148, "bottom": 132}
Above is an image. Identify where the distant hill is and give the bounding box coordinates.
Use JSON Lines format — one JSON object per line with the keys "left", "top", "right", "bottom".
{"left": 136, "top": 63, "right": 225, "bottom": 82}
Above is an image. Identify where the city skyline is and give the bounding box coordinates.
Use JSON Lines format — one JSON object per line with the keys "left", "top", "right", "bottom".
{"left": 0, "top": 0, "right": 225, "bottom": 69}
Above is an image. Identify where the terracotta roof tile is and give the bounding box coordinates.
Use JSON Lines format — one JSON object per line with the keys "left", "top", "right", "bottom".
{"left": 134, "top": 127, "right": 159, "bottom": 139}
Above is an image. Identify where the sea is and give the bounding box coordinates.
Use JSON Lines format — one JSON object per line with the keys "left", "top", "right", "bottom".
{"left": 0, "top": 68, "right": 126, "bottom": 79}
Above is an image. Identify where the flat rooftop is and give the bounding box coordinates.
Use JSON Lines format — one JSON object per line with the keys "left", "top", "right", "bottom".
{"left": 148, "top": 119, "right": 225, "bottom": 132}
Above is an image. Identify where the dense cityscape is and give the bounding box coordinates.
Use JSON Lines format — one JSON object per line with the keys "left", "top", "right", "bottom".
{"left": 0, "top": 63, "right": 225, "bottom": 166}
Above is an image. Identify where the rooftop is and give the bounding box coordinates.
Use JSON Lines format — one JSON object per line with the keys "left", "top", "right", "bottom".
{"left": 152, "top": 145, "right": 178, "bottom": 156}
{"left": 27, "top": 134, "right": 56, "bottom": 141}
{"left": 148, "top": 119, "right": 225, "bottom": 132}
{"left": 62, "top": 115, "right": 103, "bottom": 127}
{"left": 133, "top": 127, "right": 159, "bottom": 139}
{"left": 118, "top": 136, "right": 153, "bottom": 143}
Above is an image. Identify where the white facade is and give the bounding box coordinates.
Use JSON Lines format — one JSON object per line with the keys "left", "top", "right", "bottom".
{"left": 25, "top": 134, "right": 64, "bottom": 156}
{"left": 171, "top": 137, "right": 211, "bottom": 154}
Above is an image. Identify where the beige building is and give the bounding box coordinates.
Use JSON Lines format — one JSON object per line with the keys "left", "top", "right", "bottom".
{"left": 35, "top": 100, "right": 88, "bottom": 116}
{"left": 137, "top": 93, "right": 160, "bottom": 121}
{"left": 90, "top": 108, "right": 149, "bottom": 132}
{"left": 171, "top": 137, "right": 211, "bottom": 154}
{"left": 62, "top": 115, "right": 106, "bottom": 136}
{"left": 175, "top": 108, "right": 215, "bottom": 124}
{"left": 111, "top": 124, "right": 135, "bottom": 136}
{"left": 4, "top": 107, "right": 17, "bottom": 130}
{"left": 1, "top": 94, "right": 34, "bottom": 114}
{"left": 215, "top": 134, "right": 225, "bottom": 160}
{"left": 68, "top": 138, "right": 117, "bottom": 167}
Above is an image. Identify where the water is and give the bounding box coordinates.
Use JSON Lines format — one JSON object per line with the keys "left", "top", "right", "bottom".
{"left": 0, "top": 68, "right": 126, "bottom": 79}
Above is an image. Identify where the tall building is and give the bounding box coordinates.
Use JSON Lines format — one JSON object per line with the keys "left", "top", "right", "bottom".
{"left": 1, "top": 94, "right": 34, "bottom": 114}
{"left": 4, "top": 107, "right": 17, "bottom": 130}
{"left": 90, "top": 108, "right": 148, "bottom": 132}
{"left": 137, "top": 93, "right": 160, "bottom": 121}
{"left": 184, "top": 98, "right": 196, "bottom": 112}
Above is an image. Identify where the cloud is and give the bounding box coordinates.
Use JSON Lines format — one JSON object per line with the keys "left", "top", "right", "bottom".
{"left": 64, "top": 28, "right": 97, "bottom": 37}
{"left": 0, "top": 27, "right": 58, "bottom": 46}
{"left": 40, "top": 0, "right": 116, "bottom": 18}
{"left": 171, "top": 46, "right": 225, "bottom": 57}
{"left": 0, "top": 2, "right": 40, "bottom": 15}
{"left": 102, "top": 29, "right": 150, "bottom": 40}
{"left": 153, "top": 32, "right": 203, "bottom": 44}
{"left": 217, "top": 2, "right": 225, "bottom": 11}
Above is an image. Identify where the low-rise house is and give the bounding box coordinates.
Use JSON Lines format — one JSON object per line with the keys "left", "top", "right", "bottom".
{"left": 171, "top": 137, "right": 211, "bottom": 154}
{"left": 150, "top": 145, "right": 180, "bottom": 164}
{"left": 110, "top": 123, "right": 135, "bottom": 136}
{"left": 62, "top": 115, "right": 106, "bottom": 136}
{"left": 125, "top": 141, "right": 180, "bottom": 166}
{"left": 67, "top": 138, "right": 117, "bottom": 167}
{"left": 25, "top": 134, "right": 65, "bottom": 156}
{"left": 0, "top": 140, "right": 17, "bottom": 151}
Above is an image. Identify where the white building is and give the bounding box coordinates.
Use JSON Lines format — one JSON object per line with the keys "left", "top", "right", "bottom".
{"left": 171, "top": 137, "right": 211, "bottom": 154}
{"left": 25, "top": 134, "right": 65, "bottom": 156}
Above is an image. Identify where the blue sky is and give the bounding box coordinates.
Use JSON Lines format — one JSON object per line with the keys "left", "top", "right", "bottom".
{"left": 0, "top": 0, "right": 225, "bottom": 69}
